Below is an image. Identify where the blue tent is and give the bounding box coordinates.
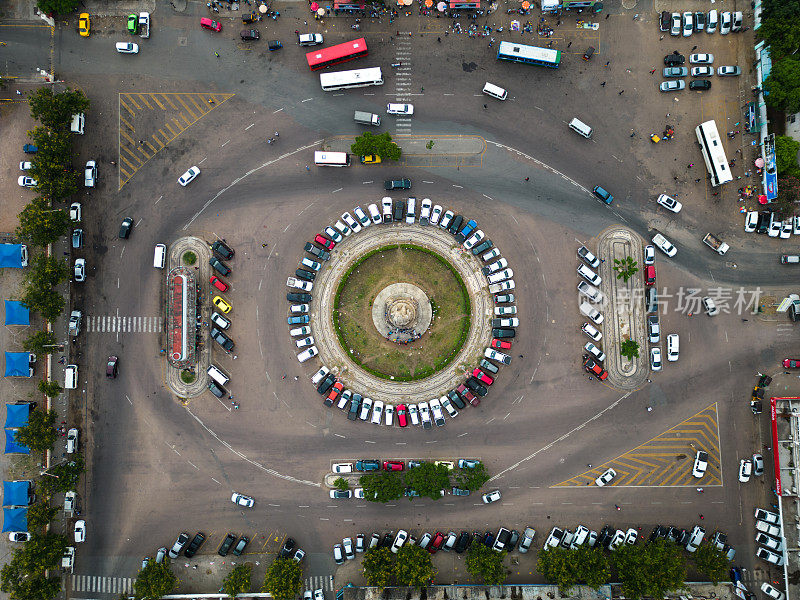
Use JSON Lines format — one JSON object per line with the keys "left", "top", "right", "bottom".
{"left": 4, "top": 404, "right": 30, "bottom": 429}
{"left": 4, "top": 430, "right": 29, "bottom": 455}
{"left": 0, "top": 245, "right": 24, "bottom": 269}
{"left": 2, "top": 481, "right": 30, "bottom": 507}
{"left": 2, "top": 507, "right": 27, "bottom": 532}
{"left": 4, "top": 353, "right": 30, "bottom": 377}
{"left": 4, "top": 301, "right": 29, "bottom": 326}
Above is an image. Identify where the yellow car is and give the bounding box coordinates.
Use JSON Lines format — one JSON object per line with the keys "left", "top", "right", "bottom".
{"left": 78, "top": 13, "right": 90, "bottom": 37}
{"left": 360, "top": 155, "right": 381, "bottom": 164}
{"left": 434, "top": 460, "right": 454, "bottom": 470}
{"left": 212, "top": 295, "right": 232, "bottom": 314}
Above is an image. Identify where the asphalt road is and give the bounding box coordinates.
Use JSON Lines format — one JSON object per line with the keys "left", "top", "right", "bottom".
{"left": 7, "top": 0, "right": 794, "bottom": 594}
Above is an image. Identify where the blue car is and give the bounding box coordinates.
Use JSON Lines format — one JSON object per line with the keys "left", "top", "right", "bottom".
{"left": 455, "top": 219, "right": 478, "bottom": 243}
{"left": 288, "top": 315, "right": 310, "bottom": 325}
{"left": 592, "top": 186, "right": 614, "bottom": 204}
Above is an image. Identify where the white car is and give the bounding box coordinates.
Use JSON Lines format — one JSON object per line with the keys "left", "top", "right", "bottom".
{"left": 693, "top": 450, "right": 709, "bottom": 477}
{"left": 738, "top": 459, "right": 752, "bottom": 482}
{"left": 418, "top": 400, "right": 432, "bottom": 429}
{"left": 439, "top": 210, "right": 454, "bottom": 229}
{"left": 298, "top": 33, "right": 323, "bottom": 45}
{"left": 595, "top": 468, "right": 616, "bottom": 487}
{"left": 584, "top": 342, "right": 605, "bottom": 362}
{"left": 324, "top": 226, "right": 343, "bottom": 243}
{"left": 484, "top": 259, "right": 509, "bottom": 275}
{"left": 624, "top": 528, "right": 638, "bottom": 545}
{"left": 682, "top": 11, "right": 693, "bottom": 36}
{"left": 178, "top": 166, "right": 200, "bottom": 186}
{"left": 577, "top": 281, "right": 604, "bottom": 303}
{"left": 371, "top": 400, "right": 384, "bottom": 424}
{"left": 689, "top": 53, "right": 714, "bottom": 64}
{"left": 359, "top": 397, "right": 373, "bottom": 420}
{"left": 297, "top": 347, "right": 318, "bottom": 362}
{"left": 384, "top": 404, "right": 394, "bottom": 426}
{"left": 656, "top": 194, "right": 682, "bottom": 213}
{"left": 341, "top": 212, "right": 361, "bottom": 233}
{"left": 768, "top": 214, "right": 782, "bottom": 237}
{"left": 487, "top": 269, "right": 513, "bottom": 284}
{"left": 115, "top": 41, "right": 139, "bottom": 53}
{"left": 703, "top": 297, "right": 719, "bottom": 316}
{"left": 301, "top": 257, "right": 321, "bottom": 271}
{"left": 652, "top": 233, "right": 677, "bottom": 257}
{"left": 744, "top": 210, "right": 758, "bottom": 232}
{"left": 482, "top": 248, "right": 501, "bottom": 262}
{"left": 334, "top": 220, "right": 351, "bottom": 237}
{"left": 650, "top": 347, "right": 662, "bottom": 371}
{"left": 367, "top": 203, "right": 381, "bottom": 224}
{"left": 17, "top": 176, "right": 37, "bottom": 187}
{"left": 69, "top": 202, "right": 82, "bottom": 222}
{"left": 19, "top": 161, "right": 31, "bottom": 171}
{"left": 794, "top": 215, "right": 800, "bottom": 235}
{"left": 720, "top": 11, "right": 732, "bottom": 34}
{"left": 756, "top": 547, "right": 784, "bottom": 565}
{"left": 608, "top": 530, "right": 625, "bottom": 550}
{"left": 494, "top": 306, "right": 517, "bottom": 316}
{"left": 74, "top": 520, "right": 86, "bottom": 543}
{"left": 659, "top": 80, "right": 685, "bottom": 92}
{"left": 691, "top": 66, "right": 714, "bottom": 77}
{"left": 581, "top": 322, "right": 602, "bottom": 341}
{"left": 755, "top": 508, "right": 780, "bottom": 524}
{"left": 391, "top": 530, "right": 408, "bottom": 553}
{"left": 66, "top": 428, "right": 79, "bottom": 453}
{"left": 670, "top": 12, "right": 681, "bottom": 35}
{"left": 761, "top": 583, "right": 786, "bottom": 600}
{"left": 482, "top": 489, "right": 501, "bottom": 504}
{"left": 290, "top": 326, "right": 311, "bottom": 337}
{"left": 353, "top": 206, "right": 370, "bottom": 227}
{"left": 337, "top": 390, "right": 351, "bottom": 410}
{"left": 382, "top": 197, "right": 393, "bottom": 222}
{"left": 286, "top": 277, "right": 313, "bottom": 291}
{"left": 579, "top": 301, "right": 603, "bottom": 325}
{"left": 464, "top": 230, "right": 485, "bottom": 250}
{"left": 295, "top": 336, "right": 315, "bottom": 349}
{"left": 8, "top": 532, "right": 31, "bottom": 542}
{"left": 430, "top": 205, "right": 442, "bottom": 225}
{"left": 440, "top": 395, "right": 458, "bottom": 418}
{"left": 643, "top": 244, "right": 655, "bottom": 265}
{"left": 577, "top": 264, "right": 601, "bottom": 285}
{"left": 386, "top": 103, "right": 414, "bottom": 115}
{"left": 290, "top": 304, "right": 309, "bottom": 314}
{"left": 544, "top": 527, "right": 565, "bottom": 549}
{"left": 73, "top": 259, "right": 86, "bottom": 282}
{"left": 231, "top": 493, "right": 255, "bottom": 507}
{"left": 666, "top": 333, "right": 679, "bottom": 361}
{"left": 429, "top": 397, "right": 445, "bottom": 426}
{"left": 419, "top": 199, "right": 432, "bottom": 224}
{"left": 780, "top": 220, "right": 792, "bottom": 239}
{"left": 407, "top": 403, "right": 420, "bottom": 426}
{"left": 332, "top": 463, "right": 352, "bottom": 474}
{"left": 717, "top": 65, "right": 741, "bottom": 76}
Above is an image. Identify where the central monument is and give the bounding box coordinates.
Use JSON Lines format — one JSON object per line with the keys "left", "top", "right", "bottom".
{"left": 371, "top": 282, "right": 433, "bottom": 344}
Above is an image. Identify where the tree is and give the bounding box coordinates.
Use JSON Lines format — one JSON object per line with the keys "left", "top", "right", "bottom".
{"left": 28, "top": 126, "right": 77, "bottom": 201}
{"left": 763, "top": 57, "right": 800, "bottom": 114}
{"left": 537, "top": 546, "right": 579, "bottom": 593}
{"left": 613, "top": 256, "right": 638, "bottom": 282}
{"left": 23, "top": 331, "right": 61, "bottom": 356}
{"left": 261, "top": 557, "right": 302, "bottom": 600}
{"left": 403, "top": 462, "right": 450, "bottom": 500}
{"left": 350, "top": 132, "right": 402, "bottom": 161}
{"left": 394, "top": 544, "right": 436, "bottom": 588}
{"left": 19, "top": 286, "right": 64, "bottom": 322}
{"left": 454, "top": 462, "right": 490, "bottom": 491}
{"left": 16, "top": 200, "right": 70, "bottom": 246}
{"left": 36, "top": 0, "right": 81, "bottom": 15}
{"left": 133, "top": 559, "right": 178, "bottom": 600}
{"left": 20, "top": 254, "right": 69, "bottom": 321}
{"left": 465, "top": 541, "right": 507, "bottom": 585}
{"left": 691, "top": 542, "right": 729, "bottom": 584}
{"left": 1, "top": 554, "right": 61, "bottom": 600}
{"left": 572, "top": 545, "right": 610, "bottom": 590}
{"left": 362, "top": 546, "right": 394, "bottom": 588}
{"left": 775, "top": 136, "right": 800, "bottom": 178}
{"left": 620, "top": 339, "right": 640, "bottom": 360}
{"left": 38, "top": 456, "right": 84, "bottom": 496}
{"left": 25, "top": 254, "right": 69, "bottom": 290}
{"left": 359, "top": 471, "right": 404, "bottom": 503}
{"left": 15, "top": 532, "right": 68, "bottom": 574}
{"left": 222, "top": 563, "right": 251, "bottom": 598}
{"left": 38, "top": 380, "right": 63, "bottom": 398}
{"left": 26, "top": 502, "right": 59, "bottom": 531}
{"left": 333, "top": 477, "right": 349, "bottom": 491}
{"left": 28, "top": 88, "right": 89, "bottom": 132}
{"left": 757, "top": 0, "right": 800, "bottom": 61}
{"left": 14, "top": 408, "right": 58, "bottom": 454}
{"left": 612, "top": 539, "right": 686, "bottom": 599}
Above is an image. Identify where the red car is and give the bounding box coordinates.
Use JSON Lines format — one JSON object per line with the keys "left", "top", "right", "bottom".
{"left": 491, "top": 338, "right": 511, "bottom": 350}
{"left": 315, "top": 234, "right": 335, "bottom": 250}
{"left": 783, "top": 358, "right": 800, "bottom": 368}
{"left": 325, "top": 381, "right": 343, "bottom": 407}
{"left": 397, "top": 404, "right": 408, "bottom": 427}
{"left": 200, "top": 17, "right": 222, "bottom": 31}
{"left": 583, "top": 358, "right": 608, "bottom": 381}
{"left": 428, "top": 531, "right": 445, "bottom": 554}
{"left": 456, "top": 383, "right": 479, "bottom": 407}
{"left": 210, "top": 275, "right": 229, "bottom": 292}
{"left": 472, "top": 368, "right": 494, "bottom": 385}
{"left": 644, "top": 265, "right": 656, "bottom": 286}
{"left": 384, "top": 460, "right": 404, "bottom": 471}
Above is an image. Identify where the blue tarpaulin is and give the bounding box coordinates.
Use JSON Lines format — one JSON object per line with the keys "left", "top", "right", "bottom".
{"left": 4, "top": 353, "right": 30, "bottom": 378}
{"left": 4, "top": 430, "right": 29, "bottom": 455}
{"left": 2, "top": 481, "right": 30, "bottom": 507}
{"left": 4, "top": 404, "right": 30, "bottom": 429}
{"left": 0, "top": 245, "right": 24, "bottom": 269}
{"left": 2, "top": 507, "right": 27, "bottom": 532}
{"left": 4, "top": 301, "right": 29, "bottom": 326}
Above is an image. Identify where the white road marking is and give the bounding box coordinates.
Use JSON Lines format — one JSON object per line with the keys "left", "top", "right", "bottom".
{"left": 125, "top": 395, "right": 132, "bottom": 405}
{"left": 211, "top": 477, "right": 222, "bottom": 485}
{"left": 221, "top": 139, "right": 230, "bottom": 147}
{"left": 245, "top": 123, "right": 255, "bottom": 130}
{"left": 334, "top": 433, "right": 346, "bottom": 438}
{"left": 332, "top": 188, "right": 343, "bottom": 193}
{"left": 187, "top": 461, "right": 199, "bottom": 470}
{"left": 457, "top": 432, "right": 468, "bottom": 437}
{"left": 301, "top": 98, "right": 313, "bottom": 103}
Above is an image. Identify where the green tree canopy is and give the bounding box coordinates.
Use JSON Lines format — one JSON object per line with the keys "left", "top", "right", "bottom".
{"left": 38, "top": 380, "right": 63, "bottom": 399}
{"left": 28, "top": 88, "right": 89, "bottom": 132}
{"left": 16, "top": 200, "right": 70, "bottom": 248}
{"left": 612, "top": 539, "right": 686, "bottom": 599}
{"left": 757, "top": 0, "right": 800, "bottom": 60}
{"left": 775, "top": 135, "right": 800, "bottom": 178}
{"left": 14, "top": 408, "right": 58, "bottom": 454}
{"left": 572, "top": 544, "right": 611, "bottom": 590}
{"left": 39, "top": 456, "right": 84, "bottom": 496}
{"left": 23, "top": 331, "right": 60, "bottom": 356}
{"left": 222, "top": 563, "right": 252, "bottom": 598}
{"left": 28, "top": 125, "right": 77, "bottom": 201}
{"left": 454, "top": 462, "right": 490, "bottom": 491}
{"left": 36, "top": 0, "right": 81, "bottom": 16}
{"left": 20, "top": 253, "right": 69, "bottom": 321}
{"left": 359, "top": 471, "right": 404, "bottom": 502}
{"left": 537, "top": 546, "right": 579, "bottom": 593}
{"left": 25, "top": 254, "right": 70, "bottom": 289}
{"left": 26, "top": 502, "right": 59, "bottom": 531}
{"left": 403, "top": 462, "right": 450, "bottom": 500}
{"left": 19, "top": 286, "right": 64, "bottom": 322}
{"left": 350, "top": 132, "right": 402, "bottom": 161}
{"left": 0, "top": 552, "right": 61, "bottom": 600}
{"left": 362, "top": 546, "right": 394, "bottom": 588}
{"left": 133, "top": 559, "right": 178, "bottom": 600}
{"left": 15, "top": 532, "right": 68, "bottom": 575}
{"left": 691, "top": 542, "right": 729, "bottom": 585}
{"left": 620, "top": 339, "right": 640, "bottom": 360}
{"left": 261, "top": 557, "right": 302, "bottom": 600}
{"left": 465, "top": 541, "right": 507, "bottom": 585}
{"left": 333, "top": 477, "right": 349, "bottom": 491}
{"left": 764, "top": 57, "right": 800, "bottom": 114}
{"left": 394, "top": 544, "right": 436, "bottom": 588}
{"left": 613, "top": 256, "right": 638, "bottom": 282}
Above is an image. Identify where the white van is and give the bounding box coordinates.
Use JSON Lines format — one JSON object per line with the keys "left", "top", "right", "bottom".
{"left": 64, "top": 364, "right": 78, "bottom": 389}
{"left": 482, "top": 82, "right": 507, "bottom": 100}
{"left": 207, "top": 364, "right": 230, "bottom": 386}
{"left": 405, "top": 197, "right": 416, "bottom": 224}
{"left": 569, "top": 118, "right": 593, "bottom": 138}
{"left": 706, "top": 10, "right": 718, "bottom": 33}
{"left": 70, "top": 113, "right": 85, "bottom": 135}
{"left": 666, "top": 334, "right": 679, "bottom": 361}
{"left": 153, "top": 244, "right": 166, "bottom": 268}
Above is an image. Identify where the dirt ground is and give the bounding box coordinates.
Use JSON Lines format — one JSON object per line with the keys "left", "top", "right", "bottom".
{"left": 0, "top": 101, "right": 38, "bottom": 233}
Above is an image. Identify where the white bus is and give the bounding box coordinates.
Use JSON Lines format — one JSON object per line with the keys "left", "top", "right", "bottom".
{"left": 695, "top": 120, "right": 733, "bottom": 186}
{"left": 319, "top": 67, "right": 383, "bottom": 91}
{"left": 314, "top": 151, "right": 350, "bottom": 167}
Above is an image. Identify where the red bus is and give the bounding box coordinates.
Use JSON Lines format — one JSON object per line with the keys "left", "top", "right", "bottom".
{"left": 306, "top": 38, "right": 368, "bottom": 71}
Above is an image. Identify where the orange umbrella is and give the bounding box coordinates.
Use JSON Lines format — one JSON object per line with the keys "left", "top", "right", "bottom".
{"left": 425, "top": 0, "right": 432, "bottom": 6}
{"left": 521, "top": 1, "right": 530, "bottom": 8}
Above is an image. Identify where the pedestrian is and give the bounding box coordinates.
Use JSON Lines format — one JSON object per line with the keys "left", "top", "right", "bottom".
{"left": 519, "top": 354, "right": 524, "bottom": 358}
{"left": 666, "top": 113, "right": 670, "bottom": 117}
{"left": 605, "top": 13, "right": 609, "bottom": 19}
{"left": 712, "top": 191, "right": 719, "bottom": 196}
{"left": 687, "top": 163, "right": 693, "bottom": 168}
{"left": 691, "top": 45, "right": 697, "bottom": 51}
{"left": 214, "top": 51, "right": 219, "bottom": 57}
{"left": 262, "top": 243, "right": 268, "bottom": 247}
{"left": 295, "top": 29, "right": 299, "bottom": 34}
{"left": 699, "top": 514, "right": 704, "bottom": 520}
{"left": 647, "top": 406, "right": 652, "bottom": 412}
{"left": 267, "top": 138, "right": 273, "bottom": 144}
{"left": 618, "top": 90, "right": 624, "bottom": 95}
{"left": 605, "top": 60, "right": 610, "bottom": 67}
{"left": 483, "top": 104, "right": 487, "bottom": 109}
{"left": 649, "top": 68, "right": 656, "bottom": 74}
{"left": 437, "top": 36, "right": 441, "bottom": 42}
{"left": 421, "top": 86, "right": 424, "bottom": 92}
{"left": 696, "top": 487, "right": 704, "bottom": 493}
{"left": 600, "top": 258, "right": 605, "bottom": 263}
{"left": 274, "top": 131, "right": 279, "bottom": 137}
{"left": 294, "top": 376, "right": 299, "bottom": 380}
{"left": 695, "top": 178, "right": 701, "bottom": 183}
{"left": 600, "top": 81, "right": 606, "bottom": 87}
{"left": 615, "top": 504, "right": 621, "bottom": 510}
{"left": 567, "top": 41, "right": 571, "bottom": 47}
{"left": 16, "top": 90, "right": 21, "bottom": 95}
{"left": 630, "top": 131, "right": 635, "bottom": 137}
{"left": 208, "top": 99, "right": 215, "bottom": 104}
{"left": 525, "top": 177, "right": 529, "bottom": 181}
{"left": 305, "top": 165, "right": 310, "bottom": 171}
{"left": 659, "top": 35, "right": 664, "bottom": 40}
{"left": 282, "top": 373, "right": 286, "bottom": 379}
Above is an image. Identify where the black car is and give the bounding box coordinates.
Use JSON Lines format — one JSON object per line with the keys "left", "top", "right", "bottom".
{"left": 466, "top": 377, "right": 488, "bottom": 397}
{"left": 380, "top": 533, "right": 393, "bottom": 548}
{"left": 756, "top": 211, "right": 771, "bottom": 234}
{"left": 507, "top": 530, "right": 520, "bottom": 551}
{"left": 383, "top": 178, "right": 411, "bottom": 190}
{"left": 210, "top": 327, "right": 235, "bottom": 351}
{"left": 232, "top": 536, "right": 249, "bottom": 556}
{"left": 664, "top": 52, "right": 685, "bottom": 66}
{"left": 393, "top": 199, "right": 404, "bottom": 221}
{"left": 316, "top": 374, "right": 335, "bottom": 395}
{"left": 472, "top": 239, "right": 493, "bottom": 256}
{"left": 209, "top": 257, "right": 231, "bottom": 276}
{"left": 689, "top": 79, "right": 711, "bottom": 90}
{"left": 492, "top": 327, "right": 516, "bottom": 339}
{"left": 648, "top": 526, "right": 668, "bottom": 543}
{"left": 448, "top": 215, "right": 464, "bottom": 235}
{"left": 287, "top": 292, "right": 312, "bottom": 303}
{"left": 694, "top": 11, "right": 706, "bottom": 30}
{"left": 242, "top": 11, "right": 258, "bottom": 23}
{"left": 218, "top": 533, "right": 237, "bottom": 556}
{"left": 304, "top": 242, "right": 330, "bottom": 261}
{"left": 212, "top": 240, "right": 235, "bottom": 260}
{"left": 454, "top": 531, "right": 472, "bottom": 553}
{"left": 118, "top": 217, "right": 134, "bottom": 239}
{"left": 279, "top": 537, "right": 295, "bottom": 558}
{"left": 295, "top": 268, "right": 316, "bottom": 282}
{"left": 240, "top": 29, "right": 259, "bottom": 40}
{"left": 482, "top": 531, "right": 495, "bottom": 548}
{"left": 596, "top": 525, "right": 614, "bottom": 549}
{"left": 184, "top": 532, "right": 206, "bottom": 557}
{"left": 666, "top": 526, "right": 681, "bottom": 543}
{"left": 347, "top": 395, "right": 361, "bottom": 421}
{"left": 646, "top": 287, "right": 658, "bottom": 314}
{"left": 659, "top": 10, "right": 670, "bottom": 31}
{"left": 447, "top": 390, "right": 465, "bottom": 409}
{"left": 208, "top": 381, "right": 226, "bottom": 398}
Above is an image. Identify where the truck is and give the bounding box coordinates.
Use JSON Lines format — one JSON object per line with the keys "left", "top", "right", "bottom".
{"left": 354, "top": 110, "right": 380, "bottom": 126}
{"left": 70, "top": 113, "right": 85, "bottom": 135}
{"left": 138, "top": 12, "right": 150, "bottom": 38}
{"left": 62, "top": 546, "right": 75, "bottom": 572}
{"left": 702, "top": 233, "right": 729, "bottom": 255}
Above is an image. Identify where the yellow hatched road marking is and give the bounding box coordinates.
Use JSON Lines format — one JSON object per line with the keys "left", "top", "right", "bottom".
{"left": 150, "top": 95, "right": 167, "bottom": 110}
{"left": 136, "top": 93, "right": 154, "bottom": 110}
{"left": 122, "top": 93, "right": 142, "bottom": 110}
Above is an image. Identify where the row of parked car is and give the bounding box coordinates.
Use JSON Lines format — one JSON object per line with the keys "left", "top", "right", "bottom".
{"left": 753, "top": 507, "right": 785, "bottom": 566}
{"left": 575, "top": 245, "right": 609, "bottom": 380}
{"left": 660, "top": 9, "right": 743, "bottom": 36}
{"left": 206, "top": 240, "right": 237, "bottom": 398}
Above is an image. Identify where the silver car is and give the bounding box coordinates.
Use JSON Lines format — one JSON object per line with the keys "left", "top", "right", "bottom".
{"left": 717, "top": 65, "right": 741, "bottom": 76}
{"left": 659, "top": 80, "right": 686, "bottom": 92}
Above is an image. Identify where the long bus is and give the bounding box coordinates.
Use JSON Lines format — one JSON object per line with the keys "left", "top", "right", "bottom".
{"left": 314, "top": 151, "right": 350, "bottom": 167}
{"left": 319, "top": 67, "right": 383, "bottom": 92}
{"left": 496, "top": 41, "right": 561, "bottom": 68}
{"left": 695, "top": 120, "right": 733, "bottom": 186}
{"left": 306, "top": 37, "right": 368, "bottom": 71}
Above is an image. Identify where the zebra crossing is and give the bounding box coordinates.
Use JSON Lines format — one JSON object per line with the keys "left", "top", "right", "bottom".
{"left": 394, "top": 36, "right": 413, "bottom": 133}
{"left": 85, "top": 315, "right": 162, "bottom": 334}
{"left": 776, "top": 323, "right": 797, "bottom": 338}
{"left": 304, "top": 575, "right": 334, "bottom": 592}
{"left": 71, "top": 574, "right": 133, "bottom": 594}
